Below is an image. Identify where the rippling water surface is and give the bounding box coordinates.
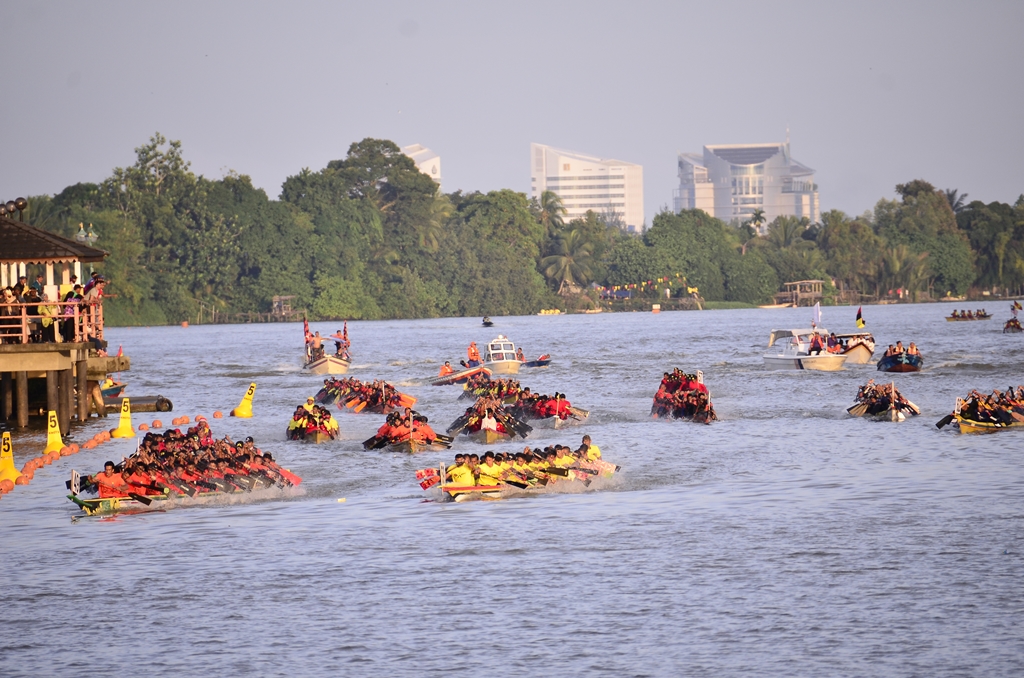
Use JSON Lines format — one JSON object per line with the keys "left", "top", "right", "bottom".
{"left": 3, "top": 303, "right": 1023, "bottom": 676}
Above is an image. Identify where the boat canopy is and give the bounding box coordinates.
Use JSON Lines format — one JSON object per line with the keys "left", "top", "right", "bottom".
{"left": 767, "top": 328, "right": 826, "bottom": 347}
{"left": 485, "top": 335, "right": 517, "bottom": 362}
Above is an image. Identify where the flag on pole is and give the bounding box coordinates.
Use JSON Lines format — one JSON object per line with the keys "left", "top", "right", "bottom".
{"left": 812, "top": 302, "right": 821, "bottom": 327}
{"left": 343, "top": 320, "right": 349, "bottom": 345}
{"left": 1014, "top": 301, "right": 1022, "bottom": 310}
{"left": 303, "top": 316, "right": 311, "bottom": 342}
{"left": 856, "top": 306, "right": 865, "bottom": 328}
{"left": 116, "top": 344, "right": 123, "bottom": 357}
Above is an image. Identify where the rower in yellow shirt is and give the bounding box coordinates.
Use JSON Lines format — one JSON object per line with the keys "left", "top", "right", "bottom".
{"left": 582, "top": 435, "right": 601, "bottom": 461}
{"left": 476, "top": 452, "right": 504, "bottom": 486}
{"left": 447, "top": 457, "right": 475, "bottom": 486}
{"left": 553, "top": 446, "right": 575, "bottom": 467}
{"left": 302, "top": 396, "right": 316, "bottom": 412}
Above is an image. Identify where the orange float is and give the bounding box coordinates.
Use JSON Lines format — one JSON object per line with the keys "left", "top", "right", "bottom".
{"left": 152, "top": 420, "right": 163, "bottom": 428}
{"left": 180, "top": 416, "right": 189, "bottom": 424}
{"left": 138, "top": 423, "right": 149, "bottom": 431}
{"left": 15, "top": 476, "right": 29, "bottom": 485}
{"left": 212, "top": 411, "right": 223, "bottom": 419}
{"left": 195, "top": 415, "right": 206, "bottom": 422}
{"left": 0, "top": 479, "right": 14, "bottom": 493}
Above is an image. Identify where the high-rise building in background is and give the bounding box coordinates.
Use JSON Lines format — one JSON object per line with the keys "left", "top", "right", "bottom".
{"left": 402, "top": 144, "right": 441, "bottom": 188}
{"left": 531, "top": 143, "right": 644, "bottom": 231}
{"left": 673, "top": 141, "right": 819, "bottom": 232}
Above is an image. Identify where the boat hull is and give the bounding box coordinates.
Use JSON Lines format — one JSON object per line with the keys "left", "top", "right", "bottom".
{"left": 304, "top": 355, "right": 351, "bottom": 375}
{"left": 466, "top": 429, "right": 509, "bottom": 445}
{"left": 956, "top": 417, "right": 1024, "bottom": 434}
{"left": 841, "top": 343, "right": 875, "bottom": 364}
{"left": 522, "top": 357, "right": 552, "bottom": 368}
{"left": 1004, "top": 324, "right": 1023, "bottom": 334}
{"left": 946, "top": 315, "right": 991, "bottom": 321}
{"left": 387, "top": 439, "right": 449, "bottom": 453}
{"left": 877, "top": 354, "right": 923, "bottom": 373}
{"left": 484, "top": 359, "right": 520, "bottom": 375}
{"left": 430, "top": 365, "right": 491, "bottom": 386}
{"left": 763, "top": 353, "right": 847, "bottom": 371}
{"left": 307, "top": 430, "right": 334, "bottom": 444}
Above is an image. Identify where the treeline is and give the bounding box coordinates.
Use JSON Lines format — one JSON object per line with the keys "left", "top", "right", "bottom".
{"left": 24, "top": 135, "right": 1024, "bottom": 324}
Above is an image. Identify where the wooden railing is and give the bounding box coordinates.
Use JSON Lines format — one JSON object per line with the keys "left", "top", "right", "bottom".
{"left": 0, "top": 299, "right": 105, "bottom": 346}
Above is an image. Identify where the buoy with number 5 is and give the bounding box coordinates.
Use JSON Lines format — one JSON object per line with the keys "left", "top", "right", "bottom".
{"left": 110, "top": 398, "right": 136, "bottom": 438}
{"left": 231, "top": 383, "right": 257, "bottom": 418}
{"left": 42, "top": 410, "right": 64, "bottom": 455}
{"left": 0, "top": 432, "right": 22, "bottom": 484}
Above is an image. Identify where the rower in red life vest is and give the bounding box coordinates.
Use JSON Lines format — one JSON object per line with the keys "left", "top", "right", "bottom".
{"left": 439, "top": 361, "right": 454, "bottom": 376}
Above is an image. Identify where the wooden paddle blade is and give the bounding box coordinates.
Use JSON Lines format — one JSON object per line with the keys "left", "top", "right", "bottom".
{"left": 543, "top": 467, "right": 569, "bottom": 476}
{"left": 362, "top": 436, "right": 379, "bottom": 449}
{"left": 128, "top": 492, "right": 153, "bottom": 506}
{"left": 847, "top": 403, "right": 869, "bottom": 417}
{"left": 504, "top": 479, "right": 528, "bottom": 489}
{"left": 935, "top": 414, "right": 954, "bottom": 429}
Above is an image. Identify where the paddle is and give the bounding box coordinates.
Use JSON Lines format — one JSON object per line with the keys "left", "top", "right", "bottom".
{"left": 847, "top": 402, "right": 869, "bottom": 417}
{"left": 362, "top": 435, "right": 381, "bottom": 450}
{"left": 127, "top": 492, "right": 153, "bottom": 506}
{"left": 935, "top": 413, "right": 955, "bottom": 429}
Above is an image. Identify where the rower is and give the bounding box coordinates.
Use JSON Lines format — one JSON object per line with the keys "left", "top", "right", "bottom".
{"left": 89, "top": 461, "right": 130, "bottom": 498}
{"left": 582, "top": 435, "right": 601, "bottom": 461}
{"left": 477, "top": 452, "right": 503, "bottom": 486}
{"left": 480, "top": 409, "right": 498, "bottom": 432}
{"left": 439, "top": 361, "right": 454, "bottom": 376}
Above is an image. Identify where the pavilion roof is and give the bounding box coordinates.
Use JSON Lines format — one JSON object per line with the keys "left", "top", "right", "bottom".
{"left": 0, "top": 216, "right": 107, "bottom": 264}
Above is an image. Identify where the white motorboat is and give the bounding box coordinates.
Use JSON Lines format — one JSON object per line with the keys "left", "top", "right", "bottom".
{"left": 763, "top": 328, "right": 848, "bottom": 371}
{"left": 835, "top": 332, "right": 876, "bottom": 364}
{"left": 483, "top": 335, "right": 521, "bottom": 375}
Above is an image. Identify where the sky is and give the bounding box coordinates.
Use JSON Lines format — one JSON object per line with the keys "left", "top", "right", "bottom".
{"left": 3, "top": 0, "right": 1023, "bottom": 226}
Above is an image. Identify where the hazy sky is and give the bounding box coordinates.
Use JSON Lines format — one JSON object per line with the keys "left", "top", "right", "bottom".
{"left": 3, "top": 1, "right": 1022, "bottom": 225}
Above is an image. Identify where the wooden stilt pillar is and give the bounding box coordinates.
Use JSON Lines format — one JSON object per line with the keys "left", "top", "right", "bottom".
{"left": 46, "top": 370, "right": 59, "bottom": 421}
{"left": 58, "top": 368, "right": 73, "bottom": 435}
{"left": 1, "top": 372, "right": 11, "bottom": 420}
{"left": 76, "top": 359, "right": 88, "bottom": 422}
{"left": 16, "top": 371, "right": 29, "bottom": 428}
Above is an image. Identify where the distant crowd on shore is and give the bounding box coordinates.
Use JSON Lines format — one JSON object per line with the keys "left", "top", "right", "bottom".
{"left": 0, "top": 272, "right": 106, "bottom": 348}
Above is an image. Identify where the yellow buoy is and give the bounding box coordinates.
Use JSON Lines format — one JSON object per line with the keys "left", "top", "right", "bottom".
{"left": 42, "top": 410, "right": 65, "bottom": 454}
{"left": 231, "top": 383, "right": 257, "bottom": 418}
{"left": 110, "top": 398, "right": 135, "bottom": 438}
{"left": 0, "top": 432, "right": 22, "bottom": 484}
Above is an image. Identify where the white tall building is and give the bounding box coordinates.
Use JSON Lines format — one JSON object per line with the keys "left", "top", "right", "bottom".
{"left": 402, "top": 144, "right": 441, "bottom": 188}
{"left": 531, "top": 143, "right": 644, "bottom": 231}
{"left": 673, "top": 141, "right": 819, "bottom": 232}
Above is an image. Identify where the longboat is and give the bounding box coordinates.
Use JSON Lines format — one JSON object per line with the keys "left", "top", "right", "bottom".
{"left": 65, "top": 469, "right": 281, "bottom": 516}
{"left": 1004, "top": 319, "right": 1023, "bottom": 334}
{"left": 763, "top": 329, "right": 847, "bottom": 371}
{"left": 877, "top": 352, "right": 923, "bottom": 373}
{"left": 946, "top": 313, "right": 992, "bottom": 321}
{"left": 417, "top": 459, "right": 620, "bottom": 502}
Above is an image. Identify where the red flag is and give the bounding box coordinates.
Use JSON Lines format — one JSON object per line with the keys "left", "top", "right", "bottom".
{"left": 343, "top": 320, "right": 348, "bottom": 344}
{"left": 116, "top": 345, "right": 123, "bottom": 357}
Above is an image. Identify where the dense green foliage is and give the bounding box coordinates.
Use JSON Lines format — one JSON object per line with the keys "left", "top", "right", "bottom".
{"left": 22, "top": 135, "right": 1023, "bottom": 324}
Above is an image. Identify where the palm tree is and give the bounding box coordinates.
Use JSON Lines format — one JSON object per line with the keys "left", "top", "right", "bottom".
{"left": 539, "top": 190, "right": 567, "bottom": 235}
{"left": 417, "top": 190, "right": 452, "bottom": 252}
{"left": 766, "top": 216, "right": 805, "bottom": 249}
{"left": 944, "top": 188, "right": 969, "bottom": 214}
{"left": 540, "top": 229, "right": 593, "bottom": 294}
{"left": 749, "top": 208, "right": 766, "bottom": 235}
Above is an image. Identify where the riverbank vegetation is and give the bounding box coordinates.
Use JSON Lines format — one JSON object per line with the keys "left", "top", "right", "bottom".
{"left": 23, "top": 134, "right": 1024, "bottom": 324}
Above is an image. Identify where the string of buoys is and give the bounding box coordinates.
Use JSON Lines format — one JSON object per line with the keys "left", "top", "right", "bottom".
{"left": 0, "top": 384, "right": 256, "bottom": 501}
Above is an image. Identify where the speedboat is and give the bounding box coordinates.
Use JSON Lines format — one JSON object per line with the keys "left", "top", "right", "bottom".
{"left": 763, "top": 328, "right": 848, "bottom": 371}
{"left": 835, "top": 333, "right": 875, "bottom": 364}
{"left": 483, "top": 335, "right": 521, "bottom": 375}
{"left": 482, "top": 316, "right": 494, "bottom": 327}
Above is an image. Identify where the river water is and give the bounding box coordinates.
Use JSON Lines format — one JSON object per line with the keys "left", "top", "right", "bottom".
{"left": 2, "top": 303, "right": 1023, "bottom": 676}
